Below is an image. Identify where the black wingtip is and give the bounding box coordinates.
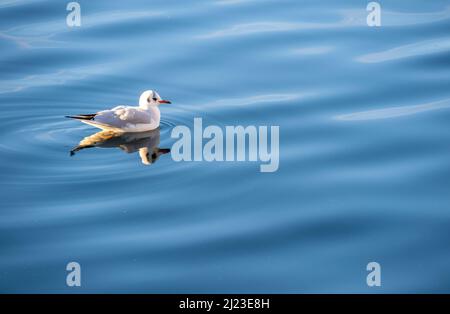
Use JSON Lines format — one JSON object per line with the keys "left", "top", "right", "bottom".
{"left": 65, "top": 114, "right": 96, "bottom": 120}
{"left": 65, "top": 115, "right": 84, "bottom": 120}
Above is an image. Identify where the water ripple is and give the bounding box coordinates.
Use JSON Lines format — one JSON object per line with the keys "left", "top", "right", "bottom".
{"left": 0, "top": 10, "right": 164, "bottom": 48}
{"left": 0, "top": 63, "right": 120, "bottom": 94}
{"left": 198, "top": 5, "right": 450, "bottom": 39}
{"left": 357, "top": 38, "right": 450, "bottom": 63}
{"left": 334, "top": 98, "right": 450, "bottom": 121}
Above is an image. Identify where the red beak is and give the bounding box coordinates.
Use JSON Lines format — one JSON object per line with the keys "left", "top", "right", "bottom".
{"left": 158, "top": 100, "right": 171, "bottom": 104}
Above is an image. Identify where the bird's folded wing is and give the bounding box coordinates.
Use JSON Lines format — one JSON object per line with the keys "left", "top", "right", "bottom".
{"left": 95, "top": 107, "right": 152, "bottom": 127}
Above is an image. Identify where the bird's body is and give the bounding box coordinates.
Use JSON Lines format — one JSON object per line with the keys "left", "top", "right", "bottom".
{"left": 66, "top": 90, "right": 170, "bottom": 133}
{"left": 76, "top": 105, "right": 161, "bottom": 133}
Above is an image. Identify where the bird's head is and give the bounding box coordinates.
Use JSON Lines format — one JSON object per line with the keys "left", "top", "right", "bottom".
{"left": 139, "top": 90, "right": 171, "bottom": 108}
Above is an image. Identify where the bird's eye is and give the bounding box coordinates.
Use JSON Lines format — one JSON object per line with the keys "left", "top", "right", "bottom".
{"left": 152, "top": 97, "right": 158, "bottom": 101}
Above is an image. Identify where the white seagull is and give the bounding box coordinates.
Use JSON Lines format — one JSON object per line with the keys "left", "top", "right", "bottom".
{"left": 66, "top": 90, "right": 171, "bottom": 132}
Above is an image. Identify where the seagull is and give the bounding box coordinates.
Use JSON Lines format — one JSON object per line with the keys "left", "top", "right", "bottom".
{"left": 66, "top": 90, "right": 171, "bottom": 132}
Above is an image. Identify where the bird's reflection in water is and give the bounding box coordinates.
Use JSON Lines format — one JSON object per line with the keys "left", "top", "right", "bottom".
{"left": 70, "top": 128, "right": 170, "bottom": 165}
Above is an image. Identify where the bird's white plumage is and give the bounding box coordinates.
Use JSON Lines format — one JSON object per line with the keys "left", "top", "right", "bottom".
{"left": 86, "top": 106, "right": 159, "bottom": 132}
{"left": 72, "top": 90, "right": 168, "bottom": 133}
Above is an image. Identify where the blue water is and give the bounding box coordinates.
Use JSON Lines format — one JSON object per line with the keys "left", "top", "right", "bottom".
{"left": 1, "top": 0, "right": 450, "bottom": 293}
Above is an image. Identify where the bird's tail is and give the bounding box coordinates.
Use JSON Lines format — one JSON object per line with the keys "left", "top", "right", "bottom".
{"left": 65, "top": 114, "right": 96, "bottom": 120}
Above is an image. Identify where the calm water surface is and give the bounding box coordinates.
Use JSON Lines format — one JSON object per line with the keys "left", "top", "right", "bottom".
{"left": 1, "top": 0, "right": 450, "bottom": 293}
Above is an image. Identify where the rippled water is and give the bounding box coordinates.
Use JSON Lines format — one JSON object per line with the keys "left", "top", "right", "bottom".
{"left": 1, "top": 0, "right": 450, "bottom": 293}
